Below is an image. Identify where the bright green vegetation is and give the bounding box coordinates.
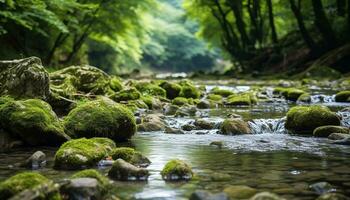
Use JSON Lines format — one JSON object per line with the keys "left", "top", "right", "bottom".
{"left": 71, "top": 169, "right": 110, "bottom": 188}
{"left": 226, "top": 93, "right": 257, "bottom": 106}
{"left": 0, "top": 98, "right": 70, "bottom": 146}
{"left": 161, "top": 159, "right": 193, "bottom": 180}
{"left": 179, "top": 82, "right": 201, "bottom": 99}
{"left": 285, "top": 105, "right": 341, "bottom": 135}
{"left": 111, "top": 88, "right": 141, "bottom": 102}
{"left": 0, "top": 172, "right": 51, "bottom": 199}
{"left": 160, "top": 82, "right": 182, "bottom": 100}
{"left": 297, "top": 93, "right": 312, "bottom": 103}
{"left": 54, "top": 137, "right": 116, "bottom": 169}
{"left": 335, "top": 91, "right": 350, "bottom": 102}
{"left": 210, "top": 87, "right": 234, "bottom": 97}
{"left": 135, "top": 82, "right": 166, "bottom": 97}
{"left": 274, "top": 88, "right": 306, "bottom": 101}
{"left": 172, "top": 97, "right": 189, "bottom": 106}
{"left": 64, "top": 98, "right": 136, "bottom": 142}
{"left": 313, "top": 126, "right": 349, "bottom": 137}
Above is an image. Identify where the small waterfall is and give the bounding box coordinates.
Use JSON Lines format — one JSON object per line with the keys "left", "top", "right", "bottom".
{"left": 337, "top": 111, "right": 350, "bottom": 127}
{"left": 248, "top": 118, "right": 286, "bottom": 134}
{"left": 310, "top": 95, "right": 335, "bottom": 103}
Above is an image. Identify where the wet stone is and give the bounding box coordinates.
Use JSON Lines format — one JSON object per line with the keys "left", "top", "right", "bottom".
{"left": 190, "top": 190, "right": 229, "bottom": 200}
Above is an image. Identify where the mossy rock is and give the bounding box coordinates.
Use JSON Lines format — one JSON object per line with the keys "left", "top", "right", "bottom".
{"left": 50, "top": 65, "right": 113, "bottom": 95}
{"left": 250, "top": 192, "right": 284, "bottom": 200}
{"left": 0, "top": 98, "right": 70, "bottom": 146}
{"left": 71, "top": 169, "right": 110, "bottom": 189}
{"left": 226, "top": 93, "right": 257, "bottom": 106}
{"left": 64, "top": 98, "right": 136, "bottom": 142}
{"left": 285, "top": 105, "right": 341, "bottom": 135}
{"left": 0, "top": 172, "right": 51, "bottom": 199}
{"left": 335, "top": 91, "right": 350, "bottom": 102}
{"left": 54, "top": 137, "right": 116, "bottom": 169}
{"left": 109, "top": 76, "right": 123, "bottom": 92}
{"left": 313, "top": 126, "right": 349, "bottom": 137}
{"left": 297, "top": 93, "right": 312, "bottom": 103}
{"left": 223, "top": 185, "right": 257, "bottom": 199}
{"left": 210, "top": 87, "right": 234, "bottom": 97}
{"left": 220, "top": 118, "right": 251, "bottom": 135}
{"left": 286, "top": 88, "right": 306, "bottom": 101}
{"left": 172, "top": 97, "right": 189, "bottom": 106}
{"left": 110, "top": 147, "right": 151, "bottom": 167}
{"left": 108, "top": 159, "right": 149, "bottom": 181}
{"left": 160, "top": 82, "right": 182, "bottom": 99}
{"left": 0, "top": 57, "right": 50, "bottom": 99}
{"left": 179, "top": 81, "right": 201, "bottom": 99}
{"left": 161, "top": 159, "right": 193, "bottom": 181}
{"left": 207, "top": 94, "right": 223, "bottom": 102}
{"left": 135, "top": 82, "right": 166, "bottom": 97}
{"left": 111, "top": 87, "right": 141, "bottom": 102}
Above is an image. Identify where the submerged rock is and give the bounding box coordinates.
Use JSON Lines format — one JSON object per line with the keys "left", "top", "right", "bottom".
{"left": 161, "top": 159, "right": 193, "bottom": 181}
{"left": 328, "top": 133, "right": 350, "bottom": 140}
{"left": 165, "top": 126, "right": 185, "bottom": 134}
{"left": 0, "top": 57, "right": 50, "bottom": 99}
{"left": 220, "top": 118, "right": 251, "bottom": 135}
{"left": 285, "top": 105, "right": 340, "bottom": 135}
{"left": 209, "top": 141, "right": 224, "bottom": 148}
{"left": 250, "top": 192, "right": 285, "bottom": 200}
{"left": 190, "top": 190, "right": 229, "bottom": 200}
{"left": 313, "top": 126, "right": 349, "bottom": 137}
{"left": 316, "top": 193, "right": 350, "bottom": 200}
{"left": 0, "top": 98, "right": 70, "bottom": 146}
{"left": 108, "top": 159, "right": 149, "bottom": 181}
{"left": 223, "top": 185, "right": 257, "bottom": 199}
{"left": 310, "top": 182, "right": 335, "bottom": 195}
{"left": 110, "top": 147, "right": 151, "bottom": 167}
{"left": 0, "top": 172, "right": 51, "bottom": 199}
{"left": 23, "top": 151, "right": 46, "bottom": 169}
{"left": 64, "top": 98, "right": 136, "bottom": 142}
{"left": 54, "top": 137, "right": 116, "bottom": 169}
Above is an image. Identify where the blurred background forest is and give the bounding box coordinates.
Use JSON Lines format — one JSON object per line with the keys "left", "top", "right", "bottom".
{"left": 0, "top": 0, "right": 349, "bottom": 77}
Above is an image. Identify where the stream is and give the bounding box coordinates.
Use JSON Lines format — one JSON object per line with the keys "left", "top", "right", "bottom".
{"left": 1, "top": 82, "right": 350, "bottom": 200}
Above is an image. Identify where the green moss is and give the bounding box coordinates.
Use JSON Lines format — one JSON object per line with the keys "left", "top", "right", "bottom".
{"left": 313, "top": 125, "right": 349, "bottom": 137}
{"left": 135, "top": 82, "right": 166, "bottom": 97}
{"left": 126, "top": 100, "right": 149, "bottom": 110}
{"left": 161, "top": 159, "right": 193, "bottom": 180}
{"left": 160, "top": 82, "right": 182, "bottom": 99}
{"left": 110, "top": 147, "right": 135, "bottom": 161}
{"left": 210, "top": 87, "right": 234, "bottom": 97}
{"left": 172, "top": 97, "right": 189, "bottom": 106}
{"left": 285, "top": 105, "right": 341, "bottom": 135}
{"left": 273, "top": 87, "right": 306, "bottom": 101}
{"left": 224, "top": 185, "right": 257, "bottom": 199}
{"left": 64, "top": 98, "right": 136, "bottom": 142}
{"left": 207, "top": 94, "right": 223, "bottom": 102}
{"left": 0, "top": 98, "right": 70, "bottom": 146}
{"left": 71, "top": 169, "right": 109, "bottom": 188}
{"left": 179, "top": 81, "right": 201, "bottom": 99}
{"left": 297, "top": 93, "right": 311, "bottom": 103}
{"left": 335, "top": 91, "right": 350, "bottom": 102}
{"left": 111, "top": 87, "right": 141, "bottom": 102}
{"left": 220, "top": 118, "right": 251, "bottom": 135}
{"left": 54, "top": 137, "right": 116, "bottom": 169}
{"left": 226, "top": 93, "right": 256, "bottom": 106}
{"left": 0, "top": 172, "right": 50, "bottom": 199}
{"left": 109, "top": 76, "right": 123, "bottom": 92}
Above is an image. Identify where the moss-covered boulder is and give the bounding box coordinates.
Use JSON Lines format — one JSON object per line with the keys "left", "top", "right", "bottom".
{"left": 297, "top": 93, "right": 312, "bottom": 103}
{"left": 141, "top": 95, "right": 162, "bottom": 110}
{"left": 137, "top": 114, "right": 165, "bottom": 132}
{"left": 111, "top": 87, "right": 141, "bottom": 102}
{"left": 0, "top": 57, "right": 50, "bottom": 99}
{"left": 207, "top": 94, "right": 223, "bottom": 102}
{"left": 0, "top": 98, "right": 70, "bottom": 146}
{"left": 161, "top": 159, "right": 193, "bottom": 181}
{"left": 179, "top": 82, "right": 200, "bottom": 99}
{"left": 172, "top": 97, "right": 189, "bottom": 106}
{"left": 223, "top": 185, "right": 257, "bottom": 200}
{"left": 160, "top": 82, "right": 182, "bottom": 99}
{"left": 54, "top": 137, "right": 116, "bottom": 169}
{"left": 226, "top": 93, "right": 257, "bottom": 106}
{"left": 286, "top": 88, "right": 306, "bottom": 101}
{"left": 210, "top": 87, "right": 234, "bottom": 97}
{"left": 285, "top": 105, "right": 341, "bottom": 135}
{"left": 220, "top": 119, "right": 251, "bottom": 135}
{"left": 313, "top": 126, "right": 349, "bottom": 137}
{"left": 50, "top": 65, "right": 114, "bottom": 95}
{"left": 135, "top": 82, "right": 166, "bottom": 97}
{"left": 335, "top": 91, "right": 350, "bottom": 102}
{"left": 71, "top": 169, "right": 110, "bottom": 189}
{"left": 64, "top": 98, "right": 136, "bottom": 142}
{"left": 250, "top": 192, "right": 285, "bottom": 200}
{"left": 108, "top": 159, "right": 149, "bottom": 181}
{"left": 110, "top": 147, "right": 151, "bottom": 167}
{"left": 0, "top": 172, "right": 51, "bottom": 199}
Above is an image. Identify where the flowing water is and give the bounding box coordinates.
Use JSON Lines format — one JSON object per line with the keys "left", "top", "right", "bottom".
{"left": 1, "top": 82, "right": 350, "bottom": 200}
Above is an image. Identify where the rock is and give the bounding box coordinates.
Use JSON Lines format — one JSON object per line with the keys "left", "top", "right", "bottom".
{"left": 190, "top": 190, "right": 229, "bottom": 200}
{"left": 286, "top": 89, "right": 306, "bottom": 101}
{"left": 210, "top": 172, "right": 231, "bottom": 181}
{"left": 111, "top": 87, "right": 141, "bottom": 102}
{"left": 210, "top": 87, "right": 234, "bottom": 97}
{"left": 175, "top": 105, "right": 198, "bottom": 117}
{"left": 250, "top": 192, "right": 285, "bottom": 200}
{"left": 135, "top": 82, "right": 166, "bottom": 97}
{"left": 0, "top": 98, "right": 70, "bottom": 146}
{"left": 182, "top": 124, "right": 196, "bottom": 131}
{"left": 110, "top": 147, "right": 151, "bottom": 167}
{"left": 0, "top": 172, "right": 50, "bottom": 199}
{"left": 194, "top": 119, "right": 216, "bottom": 130}
{"left": 71, "top": 169, "right": 110, "bottom": 190}
{"left": 141, "top": 95, "right": 162, "bottom": 110}
{"left": 197, "top": 100, "right": 210, "bottom": 109}
{"left": 165, "top": 127, "right": 185, "bottom": 134}
{"left": 179, "top": 83, "right": 201, "bottom": 99}
{"left": 64, "top": 98, "right": 136, "bottom": 142}
{"left": 160, "top": 81, "right": 182, "bottom": 99}
{"left": 220, "top": 119, "right": 251, "bottom": 135}
{"left": 161, "top": 159, "right": 193, "bottom": 181}
{"left": 0, "top": 57, "right": 50, "bottom": 99}
{"left": 209, "top": 141, "right": 223, "bottom": 148}
{"left": 23, "top": 151, "right": 46, "bottom": 169}
{"left": 285, "top": 105, "right": 341, "bottom": 135}
{"left": 226, "top": 93, "right": 258, "bottom": 106}
{"left": 297, "top": 93, "right": 312, "bottom": 103}
{"left": 313, "top": 126, "right": 349, "bottom": 137}
{"left": 164, "top": 104, "right": 179, "bottom": 115}
{"left": 172, "top": 97, "right": 189, "bottom": 106}
{"left": 328, "top": 133, "right": 350, "bottom": 140}
{"left": 335, "top": 91, "right": 350, "bottom": 102}
{"left": 0, "top": 129, "right": 23, "bottom": 150}
{"left": 310, "top": 182, "right": 335, "bottom": 195}
{"left": 60, "top": 178, "right": 101, "bottom": 200}
{"left": 54, "top": 138, "right": 116, "bottom": 169}
{"left": 332, "top": 137, "right": 350, "bottom": 145}
{"left": 137, "top": 114, "right": 165, "bottom": 132}
{"left": 316, "top": 193, "right": 350, "bottom": 200}
{"left": 223, "top": 185, "right": 258, "bottom": 199}
{"left": 207, "top": 94, "right": 223, "bottom": 102}
{"left": 9, "top": 182, "right": 60, "bottom": 200}
{"left": 108, "top": 159, "right": 149, "bottom": 181}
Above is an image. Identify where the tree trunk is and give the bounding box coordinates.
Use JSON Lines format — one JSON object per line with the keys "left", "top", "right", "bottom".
{"left": 289, "top": 0, "right": 317, "bottom": 51}
{"left": 348, "top": 0, "right": 350, "bottom": 29}
{"left": 45, "top": 33, "right": 68, "bottom": 66}
{"left": 266, "top": 0, "right": 278, "bottom": 44}
{"left": 311, "top": 0, "right": 337, "bottom": 48}
{"left": 337, "top": 0, "right": 346, "bottom": 16}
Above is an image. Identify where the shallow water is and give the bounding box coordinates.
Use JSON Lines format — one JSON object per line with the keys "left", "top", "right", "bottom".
{"left": 1, "top": 83, "right": 350, "bottom": 199}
